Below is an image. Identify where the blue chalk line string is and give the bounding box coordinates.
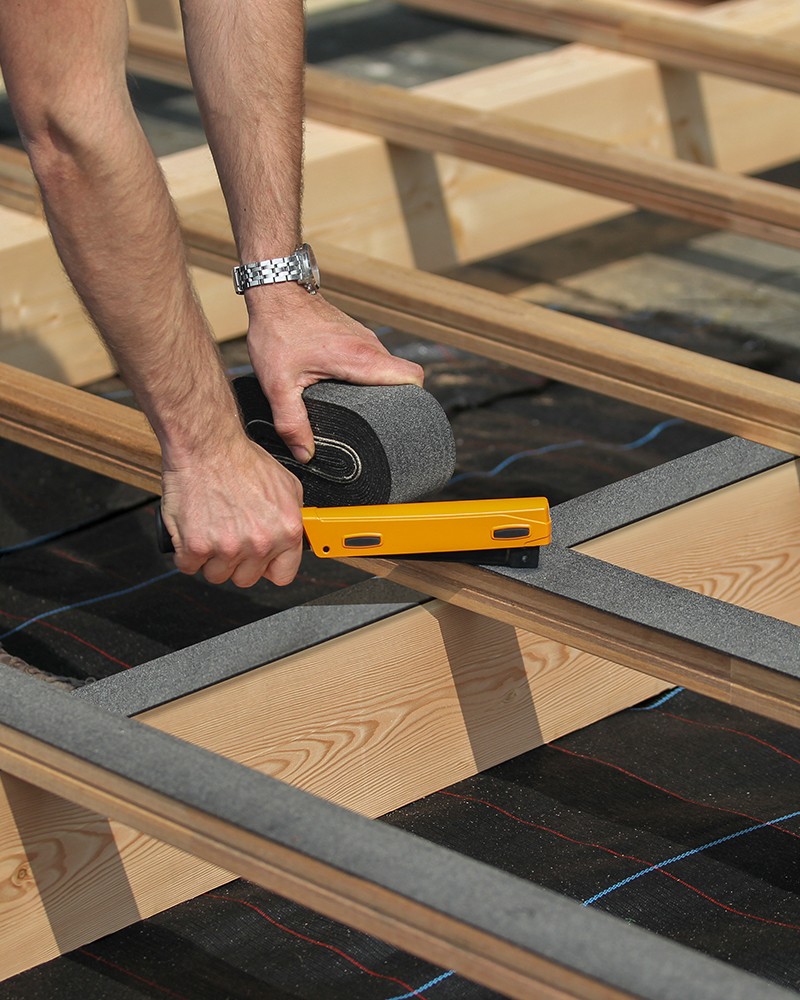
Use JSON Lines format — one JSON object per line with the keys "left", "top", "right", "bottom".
{"left": 0, "top": 499, "right": 154, "bottom": 557}
{"left": 449, "top": 417, "right": 684, "bottom": 484}
{"left": 0, "top": 522, "right": 104, "bottom": 556}
{"left": 0, "top": 569, "right": 180, "bottom": 641}
{"left": 384, "top": 969, "right": 456, "bottom": 999}
{"left": 583, "top": 809, "right": 800, "bottom": 907}
{"left": 630, "top": 687, "right": 685, "bottom": 711}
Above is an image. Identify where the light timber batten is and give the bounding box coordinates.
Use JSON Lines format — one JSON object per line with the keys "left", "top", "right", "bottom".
{"left": 8, "top": 58, "right": 800, "bottom": 252}
{"left": 7, "top": 209, "right": 800, "bottom": 458}
{"left": 400, "top": 0, "right": 800, "bottom": 92}
{"left": 302, "top": 67, "right": 800, "bottom": 250}
{"left": 0, "top": 666, "right": 794, "bottom": 1000}
{"left": 0, "top": 362, "right": 160, "bottom": 492}
{"left": 2, "top": 379, "right": 798, "bottom": 981}
{"left": 2, "top": 3, "right": 799, "bottom": 993}
{"left": 10, "top": 51, "right": 800, "bottom": 250}
{"left": 341, "top": 440, "right": 800, "bottom": 724}
{"left": 578, "top": 460, "right": 800, "bottom": 625}
{"left": 124, "top": 14, "right": 800, "bottom": 265}
{"left": 190, "top": 239, "right": 800, "bottom": 455}
{"left": 7, "top": 9, "right": 800, "bottom": 384}
{"left": 347, "top": 551, "right": 800, "bottom": 727}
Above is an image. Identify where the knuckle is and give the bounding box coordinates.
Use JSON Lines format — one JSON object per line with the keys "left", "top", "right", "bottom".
{"left": 349, "top": 339, "right": 381, "bottom": 364}
{"left": 216, "top": 539, "right": 240, "bottom": 562}
{"left": 265, "top": 564, "right": 295, "bottom": 587}
{"left": 250, "top": 532, "right": 277, "bottom": 560}
{"left": 174, "top": 556, "right": 201, "bottom": 577}
{"left": 231, "top": 569, "right": 261, "bottom": 589}
{"left": 284, "top": 521, "right": 304, "bottom": 549}
{"left": 178, "top": 536, "right": 213, "bottom": 563}
{"left": 201, "top": 562, "right": 232, "bottom": 586}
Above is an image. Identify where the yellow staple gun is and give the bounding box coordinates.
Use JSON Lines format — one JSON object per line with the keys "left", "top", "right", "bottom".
{"left": 303, "top": 497, "right": 550, "bottom": 567}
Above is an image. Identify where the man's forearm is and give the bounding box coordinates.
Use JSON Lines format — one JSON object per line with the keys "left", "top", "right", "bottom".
{"left": 35, "top": 114, "right": 243, "bottom": 463}
{"left": 0, "top": 1, "right": 242, "bottom": 464}
{"left": 0, "top": 0, "right": 307, "bottom": 589}
{"left": 180, "top": 0, "right": 306, "bottom": 263}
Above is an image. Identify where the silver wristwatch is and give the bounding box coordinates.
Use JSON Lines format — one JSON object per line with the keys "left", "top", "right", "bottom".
{"left": 232, "top": 243, "right": 320, "bottom": 295}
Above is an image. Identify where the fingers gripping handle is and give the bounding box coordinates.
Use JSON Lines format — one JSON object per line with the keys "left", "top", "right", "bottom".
{"left": 155, "top": 506, "right": 312, "bottom": 557}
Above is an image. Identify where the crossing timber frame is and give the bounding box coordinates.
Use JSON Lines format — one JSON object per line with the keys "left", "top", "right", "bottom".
{"left": 2, "top": 0, "right": 800, "bottom": 995}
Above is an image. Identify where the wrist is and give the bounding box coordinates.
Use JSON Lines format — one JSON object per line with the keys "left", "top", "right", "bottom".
{"left": 160, "top": 415, "right": 246, "bottom": 471}
{"left": 244, "top": 281, "right": 324, "bottom": 324}
{"left": 154, "top": 379, "right": 246, "bottom": 470}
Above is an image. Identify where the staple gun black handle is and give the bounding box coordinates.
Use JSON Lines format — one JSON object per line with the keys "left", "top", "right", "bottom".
{"left": 155, "top": 507, "right": 175, "bottom": 554}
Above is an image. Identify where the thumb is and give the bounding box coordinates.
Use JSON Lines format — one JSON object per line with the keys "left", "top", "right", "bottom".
{"left": 375, "top": 357, "right": 425, "bottom": 387}
{"left": 331, "top": 353, "right": 425, "bottom": 388}
{"left": 270, "top": 387, "right": 316, "bottom": 464}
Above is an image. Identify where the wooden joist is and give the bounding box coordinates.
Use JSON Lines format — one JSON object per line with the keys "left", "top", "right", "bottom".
{"left": 5, "top": 205, "right": 800, "bottom": 454}
{"left": 0, "top": 200, "right": 246, "bottom": 386}
{"left": 7, "top": 5, "right": 800, "bottom": 387}
{"left": 8, "top": 59, "right": 800, "bottom": 252}
{"left": 304, "top": 67, "right": 800, "bottom": 249}
{"left": 0, "top": 418, "right": 797, "bottom": 985}
{"left": 5, "top": 175, "right": 800, "bottom": 454}
{"left": 124, "top": 7, "right": 800, "bottom": 267}
{"left": 346, "top": 456, "right": 800, "bottom": 728}
{"left": 0, "top": 585, "right": 667, "bottom": 977}
{"left": 0, "top": 363, "right": 796, "bottom": 987}
{"left": 4, "top": 665, "right": 791, "bottom": 1000}
{"left": 5, "top": 203, "right": 800, "bottom": 457}
{"left": 3, "top": 3, "right": 800, "bottom": 992}
{"left": 400, "top": 0, "right": 800, "bottom": 93}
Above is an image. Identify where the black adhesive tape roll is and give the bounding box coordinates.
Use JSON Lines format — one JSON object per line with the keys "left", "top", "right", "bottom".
{"left": 233, "top": 376, "right": 456, "bottom": 506}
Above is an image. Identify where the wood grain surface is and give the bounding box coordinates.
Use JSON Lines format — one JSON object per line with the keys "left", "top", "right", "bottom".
{"left": 579, "top": 460, "right": 800, "bottom": 625}
{"left": 0, "top": 601, "right": 666, "bottom": 980}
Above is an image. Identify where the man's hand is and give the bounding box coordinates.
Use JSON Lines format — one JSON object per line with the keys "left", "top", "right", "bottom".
{"left": 161, "top": 434, "right": 304, "bottom": 588}
{"left": 246, "top": 285, "right": 424, "bottom": 464}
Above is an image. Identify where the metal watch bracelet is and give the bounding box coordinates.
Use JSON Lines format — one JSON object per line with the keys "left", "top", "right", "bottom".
{"left": 232, "top": 243, "right": 320, "bottom": 295}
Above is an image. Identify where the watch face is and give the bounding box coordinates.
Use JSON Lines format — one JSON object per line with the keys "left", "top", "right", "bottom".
{"left": 300, "top": 243, "right": 321, "bottom": 291}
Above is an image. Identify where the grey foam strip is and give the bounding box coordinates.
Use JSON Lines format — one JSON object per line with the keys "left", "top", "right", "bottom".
{"left": 2, "top": 664, "right": 795, "bottom": 1000}
{"left": 490, "top": 436, "right": 800, "bottom": 676}
{"left": 553, "top": 437, "right": 792, "bottom": 547}
{"left": 496, "top": 547, "right": 800, "bottom": 675}
{"left": 78, "top": 577, "right": 426, "bottom": 717}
